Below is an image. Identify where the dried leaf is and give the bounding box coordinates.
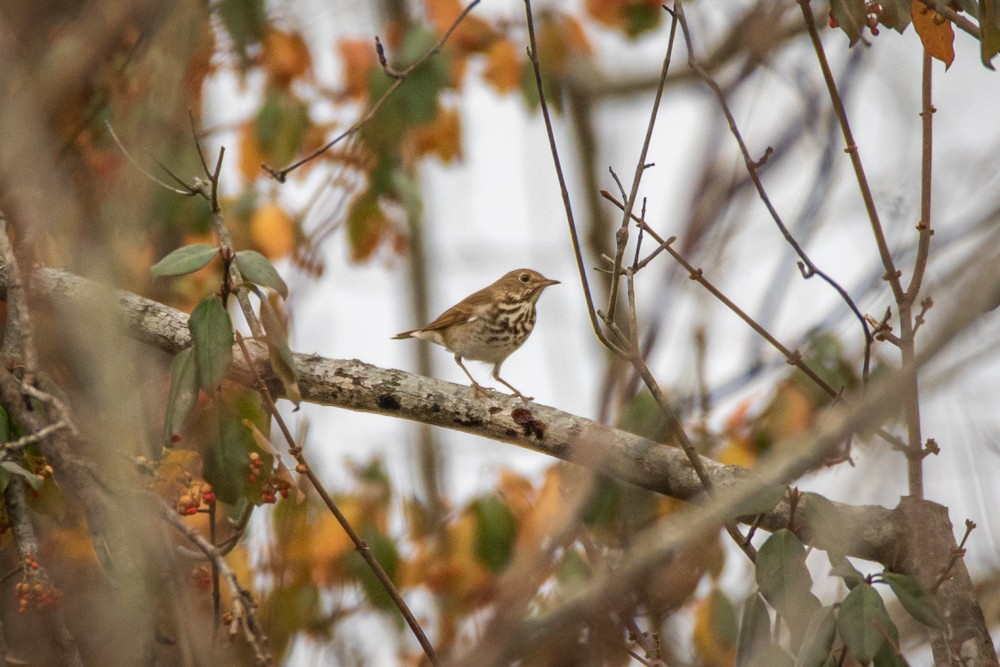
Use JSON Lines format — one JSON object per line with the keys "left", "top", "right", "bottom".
{"left": 912, "top": 3, "right": 955, "bottom": 68}
{"left": 249, "top": 204, "right": 297, "bottom": 260}
{"left": 405, "top": 107, "right": 462, "bottom": 163}
{"left": 263, "top": 29, "right": 312, "bottom": 88}
{"left": 337, "top": 37, "right": 376, "bottom": 99}
{"left": 484, "top": 39, "right": 522, "bottom": 94}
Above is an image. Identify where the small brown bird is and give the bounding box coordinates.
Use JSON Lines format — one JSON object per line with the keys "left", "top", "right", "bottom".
{"left": 393, "top": 269, "right": 560, "bottom": 401}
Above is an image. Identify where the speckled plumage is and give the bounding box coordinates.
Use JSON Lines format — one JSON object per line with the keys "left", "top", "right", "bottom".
{"left": 393, "top": 269, "right": 559, "bottom": 400}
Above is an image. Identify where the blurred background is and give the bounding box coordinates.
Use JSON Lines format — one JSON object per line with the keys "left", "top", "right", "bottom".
{"left": 2, "top": 0, "right": 1000, "bottom": 664}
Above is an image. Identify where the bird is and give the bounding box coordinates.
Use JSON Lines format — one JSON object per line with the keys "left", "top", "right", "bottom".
{"left": 393, "top": 269, "right": 560, "bottom": 401}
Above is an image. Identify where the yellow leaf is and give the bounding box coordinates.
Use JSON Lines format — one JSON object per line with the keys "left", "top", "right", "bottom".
{"left": 693, "top": 588, "right": 737, "bottom": 667}
{"left": 250, "top": 203, "right": 297, "bottom": 259}
{"left": 424, "top": 0, "right": 495, "bottom": 52}
{"left": 405, "top": 107, "right": 463, "bottom": 164}
{"left": 484, "top": 39, "right": 522, "bottom": 94}
{"left": 912, "top": 3, "right": 955, "bottom": 68}
{"left": 716, "top": 439, "right": 757, "bottom": 468}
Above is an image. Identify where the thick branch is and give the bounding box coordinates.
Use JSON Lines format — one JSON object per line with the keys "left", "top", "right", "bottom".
{"left": 8, "top": 265, "right": 902, "bottom": 564}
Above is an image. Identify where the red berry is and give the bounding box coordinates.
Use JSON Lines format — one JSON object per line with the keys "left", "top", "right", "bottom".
{"left": 171, "top": 433, "right": 183, "bottom": 443}
{"left": 247, "top": 474, "right": 257, "bottom": 483}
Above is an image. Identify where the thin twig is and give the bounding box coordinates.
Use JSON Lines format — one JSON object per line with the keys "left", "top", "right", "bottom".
{"left": 1, "top": 421, "right": 70, "bottom": 451}
{"left": 674, "top": 1, "right": 874, "bottom": 383}
{"left": 605, "top": 10, "right": 678, "bottom": 325}
{"left": 601, "top": 190, "right": 909, "bottom": 453}
{"left": 930, "top": 519, "right": 975, "bottom": 593}
{"left": 263, "top": 0, "right": 481, "bottom": 182}
{"left": 233, "top": 334, "right": 439, "bottom": 665}
{"left": 523, "top": 0, "right": 627, "bottom": 356}
{"left": 795, "top": 0, "right": 905, "bottom": 304}
{"left": 158, "top": 499, "right": 271, "bottom": 665}
{"left": 104, "top": 121, "right": 196, "bottom": 195}
{"left": 917, "top": 0, "right": 981, "bottom": 39}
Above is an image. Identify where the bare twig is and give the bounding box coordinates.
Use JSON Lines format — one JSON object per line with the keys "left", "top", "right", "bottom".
{"left": 674, "top": 1, "right": 874, "bottom": 383}
{"left": 233, "top": 334, "right": 439, "bottom": 665}
{"left": 1, "top": 421, "right": 70, "bottom": 452}
{"left": 158, "top": 499, "right": 271, "bottom": 665}
{"left": 930, "top": 519, "right": 975, "bottom": 593}
{"left": 523, "top": 0, "right": 628, "bottom": 356}
{"left": 263, "top": 0, "right": 481, "bottom": 182}
{"left": 605, "top": 10, "right": 679, "bottom": 325}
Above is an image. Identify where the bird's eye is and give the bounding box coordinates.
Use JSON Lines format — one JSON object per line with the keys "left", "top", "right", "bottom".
{"left": 519, "top": 273, "right": 530, "bottom": 283}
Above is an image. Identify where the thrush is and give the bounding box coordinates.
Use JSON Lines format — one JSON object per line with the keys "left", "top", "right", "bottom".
{"left": 393, "top": 269, "right": 560, "bottom": 400}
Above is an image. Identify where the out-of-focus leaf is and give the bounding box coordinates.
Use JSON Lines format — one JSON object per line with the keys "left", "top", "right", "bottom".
{"left": 736, "top": 592, "right": 771, "bottom": 667}
{"left": 873, "top": 640, "right": 910, "bottom": 667}
{"left": 882, "top": 571, "right": 946, "bottom": 629}
{"left": 347, "top": 526, "right": 400, "bottom": 611}
{"left": 189, "top": 296, "right": 234, "bottom": 390}
{"left": 218, "top": 0, "right": 267, "bottom": 63}
{"left": 837, "top": 583, "right": 895, "bottom": 664}
{"left": 338, "top": 37, "right": 377, "bottom": 100}
{"left": 756, "top": 529, "right": 822, "bottom": 646}
{"left": 617, "top": 388, "right": 669, "bottom": 441}
{"left": 472, "top": 495, "right": 517, "bottom": 572}
{"left": 803, "top": 492, "right": 851, "bottom": 555}
{"left": 879, "top": 0, "right": 912, "bottom": 31}
{"left": 982, "top": 0, "right": 1000, "bottom": 69}
{"left": 912, "top": 3, "right": 956, "bottom": 68}
{"left": 795, "top": 606, "right": 836, "bottom": 667}
{"left": 249, "top": 204, "right": 296, "bottom": 261}
{"left": 830, "top": 0, "right": 867, "bottom": 45}
{"left": 346, "top": 192, "right": 391, "bottom": 262}
{"left": 405, "top": 107, "right": 462, "bottom": 163}
{"left": 267, "top": 581, "right": 322, "bottom": 662}
{"left": 694, "top": 588, "right": 739, "bottom": 664}
{"left": 236, "top": 249, "right": 289, "bottom": 297}
{"left": 1, "top": 461, "right": 41, "bottom": 490}
{"left": 150, "top": 244, "right": 218, "bottom": 277}
{"left": 263, "top": 29, "right": 312, "bottom": 88}
{"left": 164, "top": 347, "right": 199, "bottom": 441}
{"left": 256, "top": 89, "right": 311, "bottom": 171}
{"left": 484, "top": 39, "right": 522, "bottom": 93}
{"left": 260, "top": 294, "right": 301, "bottom": 404}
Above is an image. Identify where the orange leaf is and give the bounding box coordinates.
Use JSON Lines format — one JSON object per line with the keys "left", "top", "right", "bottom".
{"left": 238, "top": 121, "right": 265, "bottom": 184}
{"left": 424, "top": 0, "right": 495, "bottom": 52}
{"left": 251, "top": 203, "right": 297, "bottom": 259}
{"left": 263, "top": 29, "right": 312, "bottom": 88}
{"left": 405, "top": 107, "right": 463, "bottom": 163}
{"left": 911, "top": 3, "right": 955, "bottom": 68}
{"left": 337, "top": 37, "right": 376, "bottom": 99}
{"left": 484, "top": 39, "right": 522, "bottom": 94}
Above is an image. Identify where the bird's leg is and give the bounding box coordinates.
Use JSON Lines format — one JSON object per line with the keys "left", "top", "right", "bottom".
{"left": 492, "top": 362, "right": 532, "bottom": 402}
{"left": 454, "top": 355, "right": 487, "bottom": 396}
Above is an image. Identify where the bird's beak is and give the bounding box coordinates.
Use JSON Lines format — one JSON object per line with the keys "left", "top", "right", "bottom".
{"left": 540, "top": 278, "right": 560, "bottom": 287}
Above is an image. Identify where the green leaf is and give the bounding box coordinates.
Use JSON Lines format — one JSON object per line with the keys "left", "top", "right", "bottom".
{"left": 756, "top": 529, "right": 822, "bottom": 647}
{"left": 795, "top": 606, "right": 837, "bottom": 667}
{"left": 235, "top": 250, "right": 289, "bottom": 298}
{"left": 150, "top": 244, "right": 219, "bottom": 278}
{"left": 0, "top": 406, "right": 11, "bottom": 441}
{"left": 878, "top": 0, "right": 912, "bottom": 32}
{"left": 189, "top": 296, "right": 234, "bottom": 390}
{"left": 802, "top": 492, "right": 848, "bottom": 553}
{"left": 756, "top": 530, "right": 814, "bottom": 604}
{"left": 873, "top": 640, "right": 909, "bottom": 667}
{"left": 624, "top": 3, "right": 663, "bottom": 37}
{"left": 202, "top": 408, "right": 252, "bottom": 505}
{"left": 616, "top": 389, "right": 669, "bottom": 441}
{"left": 881, "top": 571, "right": 946, "bottom": 630}
{"left": 837, "top": 583, "right": 894, "bottom": 664}
{"left": 256, "top": 89, "right": 311, "bottom": 168}
{"left": 736, "top": 592, "right": 771, "bottom": 667}
{"left": 218, "top": 0, "right": 267, "bottom": 62}
{"left": 830, "top": 0, "right": 867, "bottom": 45}
{"left": 982, "top": 0, "right": 1000, "bottom": 69}
{"left": 1, "top": 460, "right": 41, "bottom": 491}
{"left": 473, "top": 495, "right": 517, "bottom": 572}
{"left": 163, "top": 347, "right": 199, "bottom": 441}
{"left": 347, "top": 526, "right": 400, "bottom": 611}
{"left": 707, "top": 588, "right": 740, "bottom": 649}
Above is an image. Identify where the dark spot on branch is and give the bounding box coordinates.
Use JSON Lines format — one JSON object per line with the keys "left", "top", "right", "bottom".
{"left": 454, "top": 416, "right": 484, "bottom": 429}
{"left": 511, "top": 407, "right": 546, "bottom": 439}
{"left": 376, "top": 394, "right": 401, "bottom": 411}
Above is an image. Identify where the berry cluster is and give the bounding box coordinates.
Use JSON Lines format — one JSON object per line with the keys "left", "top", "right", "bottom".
{"left": 247, "top": 452, "right": 264, "bottom": 484}
{"left": 828, "top": 2, "right": 885, "bottom": 36}
{"left": 14, "top": 558, "right": 61, "bottom": 613}
{"left": 258, "top": 476, "right": 291, "bottom": 504}
{"left": 176, "top": 481, "right": 216, "bottom": 515}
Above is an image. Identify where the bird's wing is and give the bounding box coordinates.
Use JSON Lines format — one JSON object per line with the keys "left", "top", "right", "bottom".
{"left": 418, "top": 285, "right": 494, "bottom": 331}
